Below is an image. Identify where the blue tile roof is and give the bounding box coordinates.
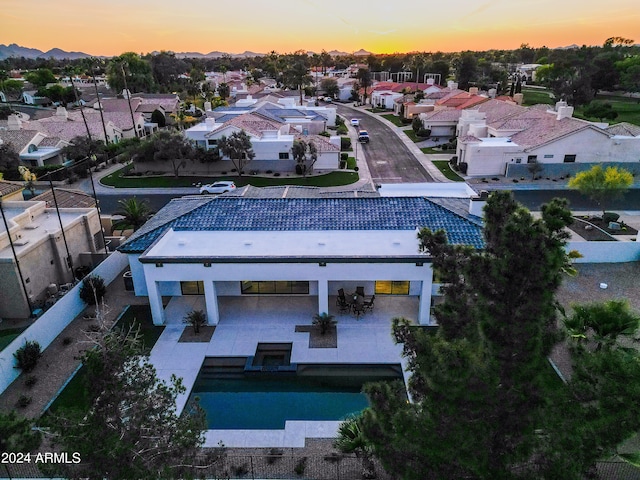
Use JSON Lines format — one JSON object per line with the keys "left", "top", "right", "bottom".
{"left": 119, "top": 197, "right": 484, "bottom": 254}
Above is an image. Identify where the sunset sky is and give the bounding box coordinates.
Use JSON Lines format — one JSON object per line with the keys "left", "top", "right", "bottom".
{"left": 1, "top": 0, "right": 639, "bottom": 56}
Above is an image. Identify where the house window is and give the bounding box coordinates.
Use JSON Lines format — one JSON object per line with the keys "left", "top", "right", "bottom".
{"left": 375, "top": 281, "right": 410, "bottom": 295}
{"left": 544, "top": 154, "right": 554, "bottom": 159}
{"left": 241, "top": 281, "right": 309, "bottom": 294}
{"left": 563, "top": 154, "right": 576, "bottom": 163}
{"left": 527, "top": 155, "right": 537, "bottom": 163}
{"left": 207, "top": 139, "right": 217, "bottom": 146}
{"left": 279, "top": 152, "right": 289, "bottom": 160}
{"left": 515, "top": 158, "right": 522, "bottom": 164}
{"left": 181, "top": 281, "right": 205, "bottom": 295}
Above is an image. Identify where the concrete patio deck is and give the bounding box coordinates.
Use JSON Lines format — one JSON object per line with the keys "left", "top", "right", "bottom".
{"left": 150, "top": 295, "right": 418, "bottom": 447}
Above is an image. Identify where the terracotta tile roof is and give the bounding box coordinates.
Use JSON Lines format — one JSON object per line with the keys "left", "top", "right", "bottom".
{"left": 32, "top": 188, "right": 96, "bottom": 208}
{"left": 292, "top": 134, "right": 340, "bottom": 152}
{"left": 420, "top": 109, "right": 462, "bottom": 122}
{"left": 473, "top": 98, "right": 526, "bottom": 123}
{"left": 99, "top": 98, "right": 143, "bottom": 113}
{"left": 0, "top": 180, "right": 24, "bottom": 198}
{"left": 0, "top": 130, "right": 40, "bottom": 152}
{"left": 606, "top": 122, "right": 640, "bottom": 137}
{"left": 207, "top": 112, "right": 285, "bottom": 138}
{"left": 38, "top": 136, "right": 65, "bottom": 147}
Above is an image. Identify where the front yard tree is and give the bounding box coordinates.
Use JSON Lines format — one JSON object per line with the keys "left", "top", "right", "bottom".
{"left": 291, "top": 139, "right": 318, "bottom": 176}
{"left": 568, "top": 164, "right": 633, "bottom": 215}
{"left": 320, "top": 77, "right": 339, "bottom": 99}
{"left": 62, "top": 136, "right": 106, "bottom": 162}
{"left": 582, "top": 101, "right": 618, "bottom": 121}
{"left": 152, "top": 130, "right": 193, "bottom": 177}
{"left": 356, "top": 68, "right": 372, "bottom": 105}
{"left": 112, "top": 197, "right": 153, "bottom": 232}
{"left": 218, "top": 130, "right": 255, "bottom": 176}
{"left": 48, "top": 328, "right": 207, "bottom": 479}
{"left": 359, "top": 191, "right": 579, "bottom": 478}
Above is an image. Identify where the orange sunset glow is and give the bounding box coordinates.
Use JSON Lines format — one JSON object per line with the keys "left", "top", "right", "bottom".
{"left": 1, "top": 0, "right": 639, "bottom": 56}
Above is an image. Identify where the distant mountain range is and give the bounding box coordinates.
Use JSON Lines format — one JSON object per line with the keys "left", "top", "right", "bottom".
{"left": 0, "top": 43, "right": 374, "bottom": 60}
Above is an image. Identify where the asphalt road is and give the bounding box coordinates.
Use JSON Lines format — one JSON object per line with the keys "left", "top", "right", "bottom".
{"left": 334, "top": 104, "right": 434, "bottom": 184}
{"left": 96, "top": 189, "right": 640, "bottom": 215}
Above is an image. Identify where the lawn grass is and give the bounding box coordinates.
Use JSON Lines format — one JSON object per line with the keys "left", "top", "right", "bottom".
{"left": 575, "top": 94, "right": 640, "bottom": 126}
{"left": 380, "top": 113, "right": 405, "bottom": 127}
{"left": 45, "top": 305, "right": 164, "bottom": 415}
{"left": 113, "top": 304, "right": 164, "bottom": 354}
{"left": 346, "top": 156, "right": 357, "bottom": 169}
{"left": 403, "top": 129, "right": 429, "bottom": 143}
{"left": 432, "top": 161, "right": 465, "bottom": 182}
{"left": 0, "top": 327, "right": 27, "bottom": 351}
{"left": 522, "top": 88, "right": 555, "bottom": 106}
{"left": 421, "top": 147, "right": 444, "bottom": 154}
{"left": 101, "top": 166, "right": 359, "bottom": 188}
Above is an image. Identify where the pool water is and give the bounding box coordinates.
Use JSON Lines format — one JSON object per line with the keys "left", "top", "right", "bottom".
{"left": 189, "top": 366, "right": 402, "bottom": 430}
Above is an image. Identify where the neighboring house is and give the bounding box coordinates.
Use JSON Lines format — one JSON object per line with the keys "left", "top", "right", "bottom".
{"left": 0, "top": 197, "right": 103, "bottom": 319}
{"left": 21, "top": 90, "right": 52, "bottom": 106}
{"left": 371, "top": 91, "right": 403, "bottom": 110}
{"left": 28, "top": 107, "right": 124, "bottom": 144}
{"left": 117, "top": 190, "right": 484, "bottom": 327}
{"left": 456, "top": 102, "right": 640, "bottom": 176}
{"left": 0, "top": 116, "right": 68, "bottom": 167}
{"left": 184, "top": 111, "right": 340, "bottom": 173}
{"left": 0, "top": 180, "right": 24, "bottom": 201}
{"left": 92, "top": 99, "right": 149, "bottom": 139}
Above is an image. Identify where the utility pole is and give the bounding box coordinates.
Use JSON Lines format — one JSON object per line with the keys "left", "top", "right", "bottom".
{"left": 92, "top": 62, "right": 110, "bottom": 144}
{"left": 121, "top": 62, "right": 139, "bottom": 139}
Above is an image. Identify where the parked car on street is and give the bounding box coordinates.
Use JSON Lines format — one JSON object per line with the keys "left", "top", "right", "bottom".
{"left": 200, "top": 181, "right": 236, "bottom": 194}
{"left": 350, "top": 118, "right": 360, "bottom": 127}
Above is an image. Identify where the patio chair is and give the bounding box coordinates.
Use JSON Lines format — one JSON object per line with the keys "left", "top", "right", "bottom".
{"left": 355, "top": 286, "right": 365, "bottom": 298}
{"left": 336, "top": 288, "right": 347, "bottom": 306}
{"left": 352, "top": 302, "right": 366, "bottom": 319}
{"left": 337, "top": 296, "right": 351, "bottom": 313}
{"left": 363, "top": 295, "right": 375, "bottom": 312}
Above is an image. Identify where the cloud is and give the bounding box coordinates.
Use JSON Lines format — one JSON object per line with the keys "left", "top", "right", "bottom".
{"left": 460, "top": 0, "right": 501, "bottom": 20}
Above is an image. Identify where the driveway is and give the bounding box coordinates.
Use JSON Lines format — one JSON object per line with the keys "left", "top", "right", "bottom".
{"left": 334, "top": 104, "right": 435, "bottom": 184}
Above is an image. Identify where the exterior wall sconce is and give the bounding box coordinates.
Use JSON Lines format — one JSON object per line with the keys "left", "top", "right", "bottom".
{"left": 415, "top": 262, "right": 424, "bottom": 267}
{"left": 155, "top": 262, "right": 163, "bottom": 267}
{"left": 204, "top": 262, "right": 212, "bottom": 267}
{"left": 319, "top": 262, "right": 327, "bottom": 267}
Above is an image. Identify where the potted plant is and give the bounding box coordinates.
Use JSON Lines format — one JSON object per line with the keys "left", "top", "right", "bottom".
{"left": 312, "top": 312, "right": 336, "bottom": 335}
{"left": 183, "top": 309, "right": 206, "bottom": 335}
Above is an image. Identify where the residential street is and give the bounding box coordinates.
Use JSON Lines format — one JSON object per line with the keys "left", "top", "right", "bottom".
{"left": 333, "top": 103, "right": 435, "bottom": 184}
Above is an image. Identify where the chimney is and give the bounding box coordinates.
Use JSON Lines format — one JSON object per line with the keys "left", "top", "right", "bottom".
{"left": 427, "top": 77, "right": 435, "bottom": 85}
{"left": 488, "top": 88, "right": 497, "bottom": 98}
{"left": 469, "top": 190, "right": 489, "bottom": 217}
{"left": 204, "top": 101, "right": 212, "bottom": 111}
{"left": 55, "top": 106, "right": 69, "bottom": 120}
{"left": 556, "top": 106, "right": 574, "bottom": 120}
{"left": 447, "top": 81, "right": 458, "bottom": 90}
{"left": 468, "top": 87, "right": 479, "bottom": 95}
{"left": 7, "top": 114, "right": 21, "bottom": 130}
{"left": 555, "top": 100, "right": 568, "bottom": 111}
{"left": 205, "top": 117, "right": 216, "bottom": 129}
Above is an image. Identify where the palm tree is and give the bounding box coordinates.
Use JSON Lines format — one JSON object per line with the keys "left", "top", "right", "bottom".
{"left": 183, "top": 309, "right": 206, "bottom": 335}
{"left": 112, "top": 197, "right": 152, "bottom": 232}
{"left": 218, "top": 130, "right": 255, "bottom": 176}
{"left": 312, "top": 312, "right": 336, "bottom": 335}
{"left": 334, "top": 415, "right": 376, "bottom": 479}
{"left": 356, "top": 68, "right": 372, "bottom": 106}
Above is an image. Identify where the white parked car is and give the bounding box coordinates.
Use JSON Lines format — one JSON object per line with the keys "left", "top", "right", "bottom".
{"left": 350, "top": 118, "right": 360, "bottom": 127}
{"left": 200, "top": 181, "right": 236, "bottom": 194}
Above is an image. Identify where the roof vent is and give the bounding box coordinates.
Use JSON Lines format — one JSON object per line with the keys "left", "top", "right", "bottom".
{"left": 14, "top": 239, "right": 30, "bottom": 246}
{"left": 177, "top": 239, "right": 187, "bottom": 246}
{"left": 244, "top": 241, "right": 253, "bottom": 246}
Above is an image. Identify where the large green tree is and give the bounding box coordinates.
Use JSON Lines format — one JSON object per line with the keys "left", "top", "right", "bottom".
{"left": 291, "top": 139, "right": 318, "bottom": 176}
{"left": 24, "top": 68, "right": 56, "bottom": 87}
{"left": 218, "top": 130, "right": 255, "bottom": 176}
{"left": 568, "top": 164, "right": 633, "bottom": 215}
{"left": 356, "top": 68, "right": 372, "bottom": 105}
{"left": 359, "top": 192, "right": 579, "bottom": 479}
{"left": 48, "top": 327, "right": 207, "bottom": 479}
{"left": 107, "top": 52, "right": 155, "bottom": 94}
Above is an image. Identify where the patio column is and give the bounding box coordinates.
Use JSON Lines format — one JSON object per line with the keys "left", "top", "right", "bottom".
{"left": 148, "top": 281, "right": 166, "bottom": 326}
{"left": 203, "top": 280, "right": 219, "bottom": 325}
{"left": 317, "top": 279, "right": 329, "bottom": 315}
{"left": 418, "top": 280, "right": 432, "bottom": 325}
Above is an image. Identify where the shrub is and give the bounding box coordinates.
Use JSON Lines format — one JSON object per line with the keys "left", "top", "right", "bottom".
{"left": 62, "top": 336, "right": 73, "bottom": 346}
{"left": 458, "top": 162, "right": 468, "bottom": 174}
{"left": 339, "top": 161, "right": 347, "bottom": 169}
{"left": 266, "top": 448, "right": 284, "bottom": 465}
{"left": 294, "top": 457, "right": 307, "bottom": 475}
{"left": 603, "top": 212, "right": 620, "bottom": 223}
{"left": 318, "top": 131, "right": 330, "bottom": 137}
{"left": 14, "top": 341, "right": 41, "bottom": 373}
{"left": 312, "top": 312, "right": 336, "bottom": 335}
{"left": 337, "top": 124, "right": 348, "bottom": 135}
{"left": 79, "top": 274, "right": 106, "bottom": 305}
{"left": 340, "top": 152, "right": 348, "bottom": 161}
{"left": 354, "top": 166, "right": 359, "bottom": 172}
{"left": 417, "top": 128, "right": 431, "bottom": 137}
{"left": 273, "top": 172, "right": 281, "bottom": 177}
{"left": 412, "top": 116, "right": 423, "bottom": 134}
{"left": 24, "top": 375, "right": 37, "bottom": 388}
{"left": 449, "top": 155, "right": 458, "bottom": 166}
{"left": 183, "top": 309, "right": 207, "bottom": 335}
{"left": 16, "top": 395, "right": 31, "bottom": 409}
{"left": 340, "top": 137, "right": 352, "bottom": 151}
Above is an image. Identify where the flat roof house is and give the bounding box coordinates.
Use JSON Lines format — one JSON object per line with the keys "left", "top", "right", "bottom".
{"left": 118, "top": 192, "right": 484, "bottom": 327}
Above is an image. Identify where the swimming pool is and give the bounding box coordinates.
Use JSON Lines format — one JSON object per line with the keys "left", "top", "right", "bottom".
{"left": 188, "top": 363, "right": 403, "bottom": 430}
